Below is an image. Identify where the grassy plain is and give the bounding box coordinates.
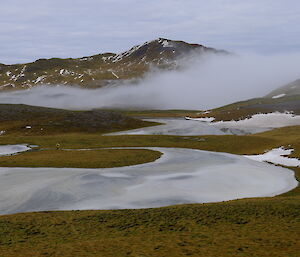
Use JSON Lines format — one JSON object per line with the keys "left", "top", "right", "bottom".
{"left": 0, "top": 123, "right": 299, "bottom": 256}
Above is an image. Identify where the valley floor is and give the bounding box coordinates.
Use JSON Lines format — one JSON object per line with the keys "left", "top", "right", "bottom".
{"left": 0, "top": 124, "right": 299, "bottom": 256}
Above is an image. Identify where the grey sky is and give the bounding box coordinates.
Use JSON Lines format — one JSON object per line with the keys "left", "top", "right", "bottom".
{"left": 1, "top": 0, "right": 300, "bottom": 64}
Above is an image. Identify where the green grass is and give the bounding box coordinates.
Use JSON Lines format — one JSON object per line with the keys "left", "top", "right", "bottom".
{"left": 0, "top": 125, "right": 299, "bottom": 256}
{"left": 0, "top": 149, "right": 161, "bottom": 168}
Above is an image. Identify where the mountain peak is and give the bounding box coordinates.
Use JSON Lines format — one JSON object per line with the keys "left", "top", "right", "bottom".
{"left": 0, "top": 38, "right": 226, "bottom": 91}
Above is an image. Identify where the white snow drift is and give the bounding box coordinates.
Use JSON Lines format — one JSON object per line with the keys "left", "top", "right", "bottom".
{"left": 214, "top": 112, "right": 300, "bottom": 129}
{"left": 184, "top": 112, "right": 300, "bottom": 135}
{"left": 245, "top": 147, "right": 300, "bottom": 167}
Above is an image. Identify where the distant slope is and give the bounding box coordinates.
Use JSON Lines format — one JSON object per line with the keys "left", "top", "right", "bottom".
{"left": 192, "top": 95, "right": 300, "bottom": 121}
{"left": 0, "top": 38, "right": 227, "bottom": 91}
{"left": 265, "top": 79, "right": 300, "bottom": 98}
{"left": 0, "top": 104, "right": 156, "bottom": 135}
{"left": 190, "top": 78, "right": 300, "bottom": 121}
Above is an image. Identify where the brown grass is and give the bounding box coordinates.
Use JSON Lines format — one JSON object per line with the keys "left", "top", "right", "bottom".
{"left": 0, "top": 149, "right": 162, "bottom": 168}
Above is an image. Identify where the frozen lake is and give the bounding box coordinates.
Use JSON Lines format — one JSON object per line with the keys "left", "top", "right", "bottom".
{"left": 107, "top": 118, "right": 269, "bottom": 136}
{"left": 0, "top": 146, "right": 297, "bottom": 215}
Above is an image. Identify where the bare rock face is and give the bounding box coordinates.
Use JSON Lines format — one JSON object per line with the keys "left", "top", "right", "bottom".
{"left": 0, "top": 38, "right": 227, "bottom": 91}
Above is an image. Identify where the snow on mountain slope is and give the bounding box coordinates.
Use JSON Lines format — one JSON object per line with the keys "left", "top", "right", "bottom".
{"left": 0, "top": 38, "right": 227, "bottom": 91}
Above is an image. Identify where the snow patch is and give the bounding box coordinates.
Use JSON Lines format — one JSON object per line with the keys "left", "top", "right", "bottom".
{"left": 59, "top": 69, "right": 73, "bottom": 76}
{"left": 215, "top": 112, "right": 300, "bottom": 128}
{"left": 112, "top": 39, "right": 157, "bottom": 62}
{"left": 158, "top": 39, "right": 174, "bottom": 48}
{"left": 35, "top": 75, "right": 47, "bottom": 84}
{"left": 185, "top": 117, "right": 215, "bottom": 122}
{"left": 79, "top": 57, "right": 93, "bottom": 61}
{"left": 244, "top": 147, "right": 300, "bottom": 167}
{"left": 272, "top": 94, "right": 286, "bottom": 99}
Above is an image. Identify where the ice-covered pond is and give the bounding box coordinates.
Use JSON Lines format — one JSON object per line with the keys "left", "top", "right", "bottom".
{"left": 0, "top": 146, "right": 297, "bottom": 215}
{"left": 107, "top": 118, "right": 269, "bottom": 136}
{"left": 0, "top": 144, "right": 32, "bottom": 156}
{"left": 108, "top": 113, "right": 300, "bottom": 136}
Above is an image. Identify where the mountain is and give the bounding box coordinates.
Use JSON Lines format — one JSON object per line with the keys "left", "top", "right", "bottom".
{"left": 265, "top": 79, "right": 300, "bottom": 98}
{"left": 0, "top": 38, "right": 226, "bottom": 91}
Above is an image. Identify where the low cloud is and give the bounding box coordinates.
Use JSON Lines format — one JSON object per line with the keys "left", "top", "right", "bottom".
{"left": 0, "top": 52, "right": 299, "bottom": 110}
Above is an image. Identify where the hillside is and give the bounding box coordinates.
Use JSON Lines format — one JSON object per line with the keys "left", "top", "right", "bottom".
{"left": 0, "top": 104, "right": 157, "bottom": 135}
{"left": 0, "top": 38, "right": 226, "bottom": 91}
{"left": 190, "top": 95, "right": 300, "bottom": 121}
{"left": 265, "top": 79, "right": 300, "bottom": 98}
{"left": 190, "top": 79, "right": 300, "bottom": 122}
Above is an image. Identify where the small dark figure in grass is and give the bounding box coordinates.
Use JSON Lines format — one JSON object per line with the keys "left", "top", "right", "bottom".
{"left": 56, "top": 143, "right": 61, "bottom": 150}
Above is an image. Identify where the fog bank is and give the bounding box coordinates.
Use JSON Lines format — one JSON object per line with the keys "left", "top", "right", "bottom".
{"left": 0, "top": 53, "right": 299, "bottom": 110}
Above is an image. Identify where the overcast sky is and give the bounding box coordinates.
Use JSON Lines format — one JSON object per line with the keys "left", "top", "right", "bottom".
{"left": 1, "top": 0, "right": 300, "bottom": 64}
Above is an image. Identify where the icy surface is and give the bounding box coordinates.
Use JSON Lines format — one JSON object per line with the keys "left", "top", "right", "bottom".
{"left": 0, "top": 145, "right": 31, "bottom": 156}
{"left": 245, "top": 147, "right": 300, "bottom": 167}
{"left": 108, "top": 118, "right": 267, "bottom": 136}
{"left": 0, "top": 147, "right": 297, "bottom": 214}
